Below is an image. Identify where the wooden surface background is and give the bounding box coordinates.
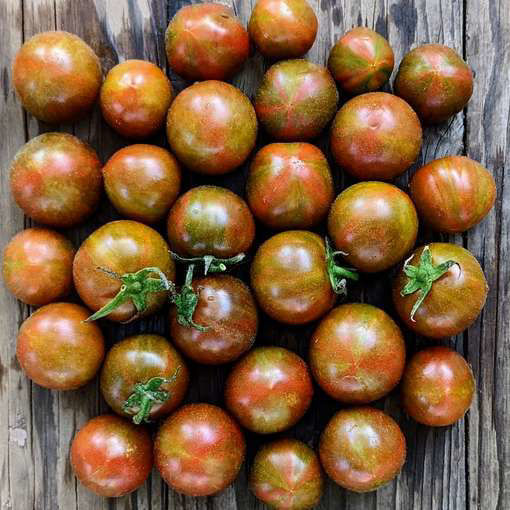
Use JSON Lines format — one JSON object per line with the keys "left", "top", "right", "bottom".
{"left": 1, "top": 0, "right": 509, "bottom": 509}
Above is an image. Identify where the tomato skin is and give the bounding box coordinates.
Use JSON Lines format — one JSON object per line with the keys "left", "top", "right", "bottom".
{"left": 10, "top": 133, "right": 102, "bottom": 228}
{"left": 392, "top": 243, "right": 488, "bottom": 338}
{"left": 3, "top": 228, "right": 74, "bottom": 306}
{"left": 225, "top": 346, "right": 314, "bottom": 434}
{"left": 319, "top": 407, "right": 406, "bottom": 492}
{"left": 249, "top": 438, "right": 324, "bottom": 510}
{"left": 71, "top": 415, "right": 153, "bottom": 497}
{"left": 16, "top": 303, "right": 104, "bottom": 390}
{"left": 12, "top": 31, "right": 101, "bottom": 123}
{"left": 155, "top": 403, "right": 245, "bottom": 496}
{"left": 410, "top": 156, "right": 496, "bottom": 233}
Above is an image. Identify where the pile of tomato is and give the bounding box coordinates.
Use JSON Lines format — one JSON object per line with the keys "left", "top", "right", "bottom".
{"left": 4, "top": 0, "right": 496, "bottom": 506}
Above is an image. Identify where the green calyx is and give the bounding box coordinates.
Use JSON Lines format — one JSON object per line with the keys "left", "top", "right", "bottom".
{"left": 170, "top": 251, "right": 245, "bottom": 275}
{"left": 325, "top": 238, "right": 359, "bottom": 295}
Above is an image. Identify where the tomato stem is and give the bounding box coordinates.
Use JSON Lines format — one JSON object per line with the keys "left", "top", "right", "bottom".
{"left": 325, "top": 238, "right": 359, "bottom": 295}
{"left": 170, "top": 251, "right": 245, "bottom": 275}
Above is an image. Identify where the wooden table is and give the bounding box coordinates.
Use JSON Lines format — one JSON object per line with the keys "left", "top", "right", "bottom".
{"left": 1, "top": 0, "right": 509, "bottom": 509}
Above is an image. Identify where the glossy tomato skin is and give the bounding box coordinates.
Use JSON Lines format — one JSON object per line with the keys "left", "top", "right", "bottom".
{"left": 395, "top": 44, "right": 473, "bottom": 124}
{"left": 309, "top": 303, "right": 406, "bottom": 403}
{"left": 248, "top": 0, "right": 318, "bottom": 60}
{"left": 10, "top": 133, "right": 102, "bottom": 228}
{"left": 103, "top": 144, "right": 181, "bottom": 224}
{"left": 167, "top": 81, "right": 257, "bottom": 175}
{"left": 250, "top": 438, "right": 324, "bottom": 509}
{"left": 225, "top": 346, "right": 314, "bottom": 434}
{"left": 71, "top": 415, "right": 153, "bottom": 497}
{"left": 255, "top": 59, "right": 338, "bottom": 141}
{"left": 73, "top": 220, "right": 175, "bottom": 322}
{"left": 410, "top": 156, "right": 496, "bottom": 233}
{"left": 319, "top": 407, "right": 406, "bottom": 492}
{"left": 16, "top": 303, "right": 104, "bottom": 390}
{"left": 330, "top": 92, "right": 422, "bottom": 180}
{"left": 401, "top": 347, "right": 475, "bottom": 426}
{"left": 392, "top": 243, "right": 488, "bottom": 338}
{"left": 155, "top": 403, "right": 245, "bottom": 496}
{"left": 328, "top": 27, "right": 394, "bottom": 95}
{"left": 100, "top": 60, "right": 173, "bottom": 139}
{"left": 12, "top": 31, "right": 101, "bottom": 123}
{"left": 328, "top": 182, "right": 418, "bottom": 273}
{"left": 3, "top": 228, "right": 74, "bottom": 306}
{"left": 246, "top": 143, "right": 334, "bottom": 230}
{"left": 170, "top": 275, "right": 258, "bottom": 364}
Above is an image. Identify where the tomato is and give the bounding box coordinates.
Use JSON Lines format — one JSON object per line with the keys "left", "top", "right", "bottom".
{"left": 330, "top": 92, "right": 422, "bottom": 180}
{"left": 255, "top": 59, "right": 338, "bottom": 141}
{"left": 410, "top": 155, "right": 496, "bottom": 233}
{"left": 309, "top": 303, "right": 406, "bottom": 403}
{"left": 328, "top": 182, "right": 418, "bottom": 273}
{"left": 319, "top": 407, "right": 406, "bottom": 492}
{"left": 71, "top": 414, "right": 153, "bottom": 497}
{"left": 12, "top": 31, "right": 101, "bottom": 123}
{"left": 155, "top": 403, "right": 245, "bottom": 496}
{"left": 16, "top": 303, "right": 104, "bottom": 390}
{"left": 224, "top": 346, "right": 314, "bottom": 434}
{"left": 165, "top": 3, "right": 249, "bottom": 81}
{"left": 166, "top": 81, "right": 257, "bottom": 175}
{"left": 246, "top": 143, "right": 334, "bottom": 230}
{"left": 250, "top": 438, "right": 324, "bottom": 509}
{"left": 394, "top": 44, "right": 473, "bottom": 124}
{"left": 73, "top": 220, "right": 175, "bottom": 322}
{"left": 248, "top": 0, "right": 318, "bottom": 59}
{"left": 3, "top": 228, "right": 74, "bottom": 306}
{"left": 10, "top": 133, "right": 102, "bottom": 227}
{"left": 392, "top": 243, "right": 488, "bottom": 338}
{"left": 100, "top": 59, "right": 173, "bottom": 139}
{"left": 328, "top": 27, "right": 394, "bottom": 95}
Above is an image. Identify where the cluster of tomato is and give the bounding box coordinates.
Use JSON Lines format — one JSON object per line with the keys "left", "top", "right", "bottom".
{"left": 4, "top": 0, "right": 496, "bottom": 506}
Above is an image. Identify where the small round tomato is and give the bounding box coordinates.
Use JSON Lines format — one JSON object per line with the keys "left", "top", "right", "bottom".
{"left": 255, "top": 59, "right": 338, "bottom": 141}
{"left": 330, "top": 92, "right": 422, "bottom": 180}
{"left": 328, "top": 27, "right": 394, "bottom": 95}
{"left": 16, "top": 303, "right": 104, "bottom": 390}
{"left": 246, "top": 143, "right": 334, "bottom": 230}
{"left": 401, "top": 347, "right": 475, "bottom": 426}
{"left": 250, "top": 438, "right": 324, "bottom": 509}
{"left": 167, "top": 81, "right": 257, "bottom": 175}
{"left": 328, "top": 182, "right": 418, "bottom": 273}
{"left": 319, "top": 407, "right": 406, "bottom": 492}
{"left": 12, "top": 31, "right": 101, "bottom": 123}
{"left": 392, "top": 243, "right": 488, "bottom": 338}
{"left": 225, "top": 346, "right": 314, "bottom": 434}
{"left": 155, "top": 403, "right": 245, "bottom": 496}
{"left": 248, "top": 0, "right": 318, "bottom": 59}
{"left": 100, "top": 59, "right": 173, "bottom": 139}
{"left": 71, "top": 415, "right": 153, "bottom": 497}
{"left": 395, "top": 44, "right": 474, "bottom": 124}
{"left": 3, "top": 228, "right": 74, "bottom": 306}
{"left": 10, "top": 133, "right": 102, "bottom": 227}
{"left": 73, "top": 220, "right": 175, "bottom": 322}
{"left": 410, "top": 155, "right": 496, "bottom": 233}
{"left": 309, "top": 303, "right": 406, "bottom": 404}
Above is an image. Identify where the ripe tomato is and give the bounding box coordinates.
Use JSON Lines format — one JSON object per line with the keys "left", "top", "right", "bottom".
{"left": 309, "top": 303, "right": 406, "bottom": 403}
{"left": 155, "top": 403, "right": 245, "bottom": 496}
{"left": 71, "top": 415, "right": 153, "bottom": 497}
{"left": 328, "top": 182, "right": 418, "bottom": 273}
{"left": 12, "top": 31, "right": 101, "bottom": 123}
{"left": 319, "top": 407, "right": 406, "bottom": 492}
{"left": 3, "top": 228, "right": 74, "bottom": 306}
{"left": 224, "top": 346, "right": 314, "bottom": 434}
{"left": 392, "top": 243, "right": 488, "bottom": 338}
{"left": 410, "top": 155, "right": 496, "bottom": 233}
{"left": 246, "top": 143, "right": 334, "bottom": 230}
{"left": 16, "top": 303, "right": 104, "bottom": 390}
{"left": 10, "top": 133, "right": 102, "bottom": 228}
{"left": 250, "top": 438, "right": 324, "bottom": 509}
